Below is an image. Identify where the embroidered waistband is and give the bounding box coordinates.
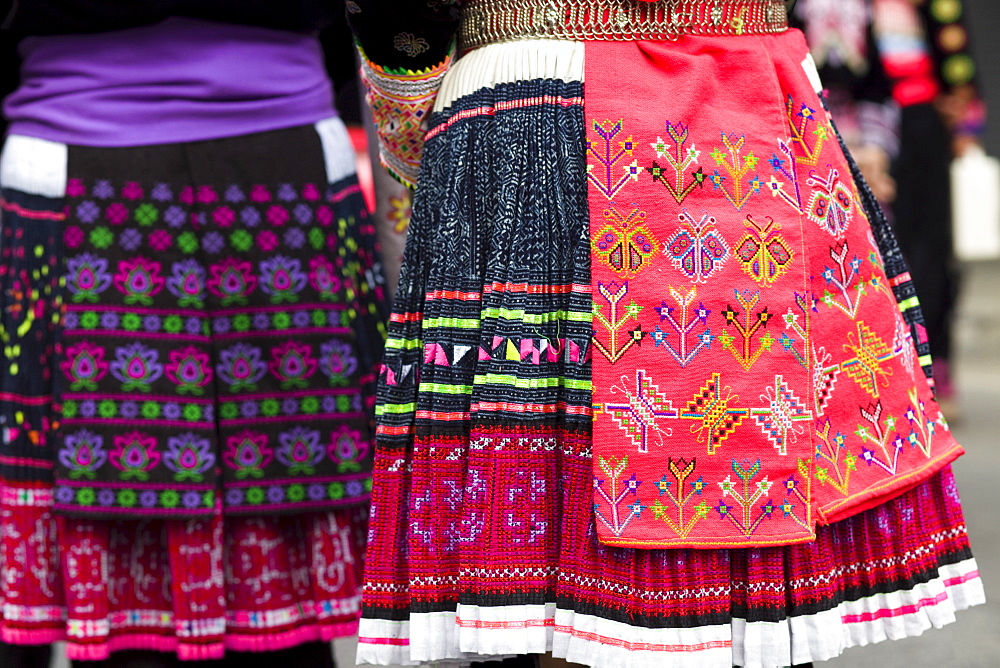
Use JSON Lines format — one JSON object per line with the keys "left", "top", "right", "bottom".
{"left": 459, "top": 0, "right": 789, "bottom": 51}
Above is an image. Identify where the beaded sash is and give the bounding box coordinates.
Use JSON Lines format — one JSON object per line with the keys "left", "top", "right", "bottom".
{"left": 459, "top": 0, "right": 789, "bottom": 50}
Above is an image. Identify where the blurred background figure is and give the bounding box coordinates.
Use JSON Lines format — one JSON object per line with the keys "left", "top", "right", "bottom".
{"left": 873, "top": 0, "right": 986, "bottom": 419}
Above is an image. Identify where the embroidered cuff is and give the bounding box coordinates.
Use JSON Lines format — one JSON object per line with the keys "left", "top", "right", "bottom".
{"left": 360, "top": 49, "right": 453, "bottom": 189}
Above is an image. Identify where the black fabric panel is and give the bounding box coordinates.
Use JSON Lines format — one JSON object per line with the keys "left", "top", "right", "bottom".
{"left": 347, "top": 0, "right": 460, "bottom": 72}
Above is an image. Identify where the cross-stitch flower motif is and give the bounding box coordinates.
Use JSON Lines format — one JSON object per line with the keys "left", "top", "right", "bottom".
{"left": 66, "top": 253, "right": 113, "bottom": 303}
{"left": 269, "top": 341, "right": 318, "bottom": 389}
{"left": 165, "top": 346, "right": 213, "bottom": 395}
{"left": 61, "top": 342, "right": 109, "bottom": 391}
{"left": 109, "top": 343, "right": 164, "bottom": 391}
{"left": 59, "top": 430, "right": 107, "bottom": 479}
{"left": 216, "top": 343, "right": 268, "bottom": 392}
{"left": 328, "top": 425, "right": 370, "bottom": 473}
{"left": 308, "top": 256, "right": 342, "bottom": 301}
{"left": 259, "top": 256, "right": 307, "bottom": 304}
{"left": 393, "top": 31, "right": 430, "bottom": 57}
{"left": 276, "top": 427, "right": 325, "bottom": 476}
{"left": 166, "top": 259, "right": 207, "bottom": 308}
{"left": 163, "top": 433, "right": 215, "bottom": 482}
{"left": 207, "top": 258, "right": 257, "bottom": 306}
{"left": 110, "top": 431, "right": 161, "bottom": 481}
{"left": 319, "top": 339, "right": 358, "bottom": 386}
{"left": 113, "top": 257, "right": 164, "bottom": 305}
{"left": 223, "top": 431, "right": 273, "bottom": 479}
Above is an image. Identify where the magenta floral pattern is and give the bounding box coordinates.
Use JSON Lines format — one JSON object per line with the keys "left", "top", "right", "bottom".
{"left": 54, "top": 176, "right": 382, "bottom": 517}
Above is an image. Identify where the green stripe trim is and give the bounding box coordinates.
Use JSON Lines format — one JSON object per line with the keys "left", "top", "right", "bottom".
{"left": 376, "top": 402, "right": 417, "bottom": 416}
{"left": 418, "top": 382, "right": 474, "bottom": 395}
{"left": 481, "top": 307, "right": 591, "bottom": 324}
{"left": 423, "top": 317, "right": 480, "bottom": 329}
{"left": 385, "top": 338, "right": 423, "bottom": 350}
{"left": 473, "top": 373, "right": 592, "bottom": 390}
{"left": 897, "top": 297, "right": 921, "bottom": 311}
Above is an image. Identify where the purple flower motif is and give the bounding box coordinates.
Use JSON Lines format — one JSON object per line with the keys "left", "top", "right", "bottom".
{"left": 281, "top": 397, "right": 299, "bottom": 415}
{"left": 166, "top": 259, "right": 207, "bottom": 308}
{"left": 259, "top": 256, "right": 307, "bottom": 303}
{"left": 164, "top": 433, "right": 215, "bottom": 482}
{"left": 119, "top": 228, "right": 143, "bottom": 251}
{"left": 100, "top": 312, "right": 120, "bottom": 329}
{"left": 163, "top": 403, "right": 182, "bottom": 420}
{"left": 164, "top": 205, "right": 186, "bottom": 228}
{"left": 92, "top": 180, "right": 115, "bottom": 199}
{"left": 319, "top": 340, "right": 358, "bottom": 386}
{"left": 201, "top": 231, "right": 225, "bottom": 254}
{"left": 253, "top": 313, "right": 271, "bottom": 330}
{"left": 97, "top": 489, "right": 115, "bottom": 506}
{"left": 321, "top": 395, "right": 338, "bottom": 413}
{"left": 59, "top": 430, "right": 107, "bottom": 479}
{"left": 267, "top": 486, "right": 285, "bottom": 503}
{"left": 212, "top": 317, "right": 231, "bottom": 334}
{"left": 224, "top": 185, "right": 246, "bottom": 203}
{"left": 140, "top": 490, "right": 159, "bottom": 507}
{"left": 76, "top": 200, "right": 100, "bottom": 223}
{"left": 308, "top": 484, "right": 326, "bottom": 501}
{"left": 151, "top": 183, "right": 173, "bottom": 201}
{"left": 109, "top": 343, "right": 164, "bottom": 391}
{"left": 55, "top": 487, "right": 75, "bottom": 504}
{"left": 203, "top": 405, "right": 214, "bottom": 422}
{"left": 64, "top": 312, "right": 80, "bottom": 329}
{"left": 185, "top": 317, "right": 203, "bottom": 335}
{"left": 277, "top": 183, "right": 297, "bottom": 201}
{"left": 225, "top": 488, "right": 245, "bottom": 506}
{"left": 182, "top": 490, "right": 203, "bottom": 509}
{"left": 275, "top": 427, "right": 325, "bottom": 476}
{"left": 293, "top": 203, "right": 313, "bottom": 225}
{"left": 240, "top": 206, "right": 261, "bottom": 227}
{"left": 346, "top": 480, "right": 363, "bottom": 498}
{"left": 119, "top": 401, "right": 139, "bottom": 419}
{"left": 239, "top": 400, "right": 259, "bottom": 418}
{"left": 66, "top": 253, "right": 112, "bottom": 303}
{"left": 283, "top": 227, "right": 306, "bottom": 249}
{"left": 79, "top": 400, "right": 97, "bottom": 417}
{"left": 143, "top": 315, "right": 161, "bottom": 332}
{"left": 292, "top": 311, "right": 311, "bottom": 328}
{"left": 216, "top": 343, "right": 267, "bottom": 392}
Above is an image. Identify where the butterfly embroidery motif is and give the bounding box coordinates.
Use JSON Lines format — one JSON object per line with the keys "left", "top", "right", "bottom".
{"left": 805, "top": 167, "right": 854, "bottom": 236}
{"left": 736, "top": 215, "right": 794, "bottom": 286}
{"left": 666, "top": 210, "right": 730, "bottom": 283}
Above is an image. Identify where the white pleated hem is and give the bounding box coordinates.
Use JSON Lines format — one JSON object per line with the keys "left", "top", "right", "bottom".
{"left": 356, "top": 558, "right": 984, "bottom": 668}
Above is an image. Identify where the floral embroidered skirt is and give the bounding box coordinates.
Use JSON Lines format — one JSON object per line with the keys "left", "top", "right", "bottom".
{"left": 355, "top": 38, "right": 984, "bottom": 668}
{"left": 0, "top": 120, "right": 383, "bottom": 659}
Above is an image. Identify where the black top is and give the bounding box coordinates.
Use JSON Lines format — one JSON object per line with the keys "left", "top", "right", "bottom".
{"left": 346, "top": 0, "right": 460, "bottom": 72}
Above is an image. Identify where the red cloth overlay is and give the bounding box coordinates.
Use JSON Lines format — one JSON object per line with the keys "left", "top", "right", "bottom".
{"left": 586, "top": 31, "right": 962, "bottom": 548}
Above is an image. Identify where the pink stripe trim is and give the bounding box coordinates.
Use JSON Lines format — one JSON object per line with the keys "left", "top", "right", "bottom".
{"left": 840, "top": 591, "right": 950, "bottom": 624}
{"left": 358, "top": 636, "right": 410, "bottom": 647}
{"left": 215, "top": 327, "right": 352, "bottom": 339}
{"left": 214, "top": 304, "right": 347, "bottom": 316}
{"left": 56, "top": 479, "right": 213, "bottom": 490}
{"left": 554, "top": 624, "right": 730, "bottom": 653}
{"left": 943, "top": 570, "right": 981, "bottom": 587}
{"left": 66, "top": 330, "right": 211, "bottom": 342}
{"left": 224, "top": 387, "right": 361, "bottom": 400}
{"left": 220, "top": 412, "right": 366, "bottom": 426}
{"left": 226, "top": 473, "right": 369, "bottom": 487}
{"left": 0, "top": 455, "right": 54, "bottom": 469}
{"left": 64, "top": 392, "right": 212, "bottom": 404}
{"left": 223, "top": 626, "right": 321, "bottom": 654}
{"left": 1, "top": 628, "right": 66, "bottom": 646}
{"left": 0, "top": 392, "right": 53, "bottom": 405}
{"left": 426, "top": 95, "right": 585, "bottom": 140}
{"left": 53, "top": 503, "right": 210, "bottom": 517}
{"left": 224, "top": 496, "right": 370, "bottom": 513}
{"left": 65, "top": 305, "right": 204, "bottom": 317}
{"left": 64, "top": 418, "right": 214, "bottom": 429}
{"left": 0, "top": 198, "right": 66, "bottom": 221}
{"left": 330, "top": 183, "right": 364, "bottom": 203}
{"left": 889, "top": 272, "right": 913, "bottom": 287}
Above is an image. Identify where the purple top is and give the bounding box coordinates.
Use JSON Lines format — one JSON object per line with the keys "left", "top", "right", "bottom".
{"left": 4, "top": 17, "right": 337, "bottom": 147}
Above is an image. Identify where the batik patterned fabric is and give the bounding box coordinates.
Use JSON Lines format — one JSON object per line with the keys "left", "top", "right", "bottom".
{"left": 586, "top": 33, "right": 961, "bottom": 549}
{"left": 0, "top": 479, "right": 367, "bottom": 660}
{"left": 355, "top": 38, "right": 983, "bottom": 668}
{"left": 0, "top": 124, "right": 384, "bottom": 519}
